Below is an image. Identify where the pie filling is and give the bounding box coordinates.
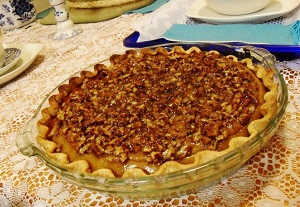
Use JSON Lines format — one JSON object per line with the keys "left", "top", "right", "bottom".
{"left": 37, "top": 46, "right": 277, "bottom": 178}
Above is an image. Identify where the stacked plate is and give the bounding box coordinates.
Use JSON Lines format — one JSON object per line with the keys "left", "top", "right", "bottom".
{"left": 0, "top": 44, "right": 44, "bottom": 85}
{"left": 0, "top": 48, "right": 21, "bottom": 76}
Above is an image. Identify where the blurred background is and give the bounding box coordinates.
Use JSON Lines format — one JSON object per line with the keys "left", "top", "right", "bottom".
{"left": 33, "top": 0, "right": 50, "bottom": 13}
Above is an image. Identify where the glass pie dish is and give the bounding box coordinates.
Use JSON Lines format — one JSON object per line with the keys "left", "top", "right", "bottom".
{"left": 16, "top": 43, "right": 288, "bottom": 200}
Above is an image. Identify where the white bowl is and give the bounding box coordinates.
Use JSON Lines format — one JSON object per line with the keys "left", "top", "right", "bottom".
{"left": 206, "top": 0, "right": 272, "bottom": 16}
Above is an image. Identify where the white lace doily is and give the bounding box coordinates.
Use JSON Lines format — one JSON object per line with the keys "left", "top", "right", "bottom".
{"left": 0, "top": 11, "right": 299, "bottom": 207}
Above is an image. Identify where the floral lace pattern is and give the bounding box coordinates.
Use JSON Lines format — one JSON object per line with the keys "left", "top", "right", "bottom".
{"left": 0, "top": 13, "right": 299, "bottom": 206}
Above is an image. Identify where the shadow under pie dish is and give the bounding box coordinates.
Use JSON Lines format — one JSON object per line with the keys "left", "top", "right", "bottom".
{"left": 17, "top": 43, "right": 287, "bottom": 199}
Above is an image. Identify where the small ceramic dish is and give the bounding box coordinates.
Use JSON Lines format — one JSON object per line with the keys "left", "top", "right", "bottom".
{"left": 186, "top": 0, "right": 300, "bottom": 24}
{"left": 0, "top": 27, "right": 4, "bottom": 68}
{"left": 0, "top": 48, "right": 21, "bottom": 76}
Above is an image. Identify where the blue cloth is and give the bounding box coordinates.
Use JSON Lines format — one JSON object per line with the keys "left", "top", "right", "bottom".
{"left": 163, "top": 21, "right": 300, "bottom": 45}
{"left": 126, "top": 0, "right": 170, "bottom": 14}
{"left": 291, "top": 20, "right": 300, "bottom": 45}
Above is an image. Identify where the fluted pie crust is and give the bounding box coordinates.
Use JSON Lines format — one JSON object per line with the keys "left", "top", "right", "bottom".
{"left": 37, "top": 46, "right": 278, "bottom": 178}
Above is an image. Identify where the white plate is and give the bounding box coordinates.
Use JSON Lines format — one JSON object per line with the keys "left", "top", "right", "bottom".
{"left": 0, "top": 43, "right": 44, "bottom": 85}
{"left": 0, "top": 48, "right": 22, "bottom": 75}
{"left": 186, "top": 0, "right": 300, "bottom": 24}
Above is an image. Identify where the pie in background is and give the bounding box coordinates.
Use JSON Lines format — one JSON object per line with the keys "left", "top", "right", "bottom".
{"left": 37, "top": 46, "right": 278, "bottom": 178}
{"left": 40, "top": 0, "right": 155, "bottom": 24}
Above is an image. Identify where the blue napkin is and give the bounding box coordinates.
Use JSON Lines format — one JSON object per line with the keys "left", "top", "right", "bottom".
{"left": 126, "top": 0, "right": 170, "bottom": 14}
{"left": 163, "top": 21, "right": 300, "bottom": 45}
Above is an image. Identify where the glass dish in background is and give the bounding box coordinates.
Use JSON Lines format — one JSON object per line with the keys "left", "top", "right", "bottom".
{"left": 16, "top": 43, "right": 288, "bottom": 200}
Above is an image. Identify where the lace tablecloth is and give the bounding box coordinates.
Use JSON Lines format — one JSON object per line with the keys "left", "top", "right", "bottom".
{"left": 0, "top": 13, "right": 300, "bottom": 207}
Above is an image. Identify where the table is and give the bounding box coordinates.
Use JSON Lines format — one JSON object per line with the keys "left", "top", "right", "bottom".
{"left": 0, "top": 13, "right": 299, "bottom": 206}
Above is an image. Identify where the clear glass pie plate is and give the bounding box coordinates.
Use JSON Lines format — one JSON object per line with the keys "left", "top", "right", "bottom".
{"left": 16, "top": 43, "right": 288, "bottom": 200}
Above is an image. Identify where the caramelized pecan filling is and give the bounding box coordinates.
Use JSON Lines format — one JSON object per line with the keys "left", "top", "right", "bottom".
{"left": 45, "top": 48, "right": 267, "bottom": 176}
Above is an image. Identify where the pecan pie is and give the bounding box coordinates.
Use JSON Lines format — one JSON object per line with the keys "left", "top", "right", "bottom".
{"left": 37, "top": 46, "right": 278, "bottom": 178}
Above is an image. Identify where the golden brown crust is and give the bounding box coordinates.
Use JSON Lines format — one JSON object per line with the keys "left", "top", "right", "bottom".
{"left": 41, "top": 0, "right": 155, "bottom": 24}
{"left": 66, "top": 0, "right": 151, "bottom": 8}
{"left": 37, "top": 46, "right": 278, "bottom": 178}
{"left": 67, "top": 0, "right": 155, "bottom": 23}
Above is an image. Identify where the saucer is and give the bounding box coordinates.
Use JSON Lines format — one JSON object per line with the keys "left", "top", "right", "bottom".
{"left": 0, "top": 44, "right": 44, "bottom": 85}
{"left": 186, "top": 0, "right": 300, "bottom": 24}
{"left": 0, "top": 48, "right": 21, "bottom": 75}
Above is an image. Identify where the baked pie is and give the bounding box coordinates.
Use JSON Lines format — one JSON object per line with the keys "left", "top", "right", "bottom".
{"left": 41, "top": 0, "right": 155, "bottom": 24}
{"left": 65, "top": 0, "right": 155, "bottom": 23}
{"left": 37, "top": 46, "right": 278, "bottom": 178}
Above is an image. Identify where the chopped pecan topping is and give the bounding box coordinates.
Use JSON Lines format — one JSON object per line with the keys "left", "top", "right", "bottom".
{"left": 48, "top": 47, "right": 267, "bottom": 165}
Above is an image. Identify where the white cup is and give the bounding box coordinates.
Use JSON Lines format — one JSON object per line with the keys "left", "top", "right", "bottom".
{"left": 0, "top": 27, "right": 4, "bottom": 68}
{"left": 0, "top": 0, "right": 36, "bottom": 31}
